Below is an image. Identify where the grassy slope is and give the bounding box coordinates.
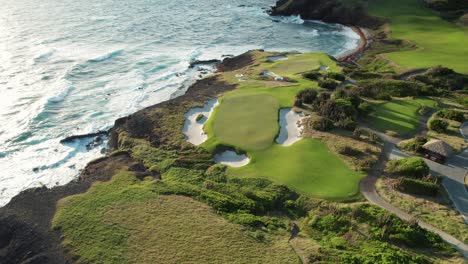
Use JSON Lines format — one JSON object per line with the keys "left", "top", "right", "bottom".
{"left": 368, "top": 0, "right": 468, "bottom": 74}
{"left": 53, "top": 171, "right": 299, "bottom": 264}
{"left": 369, "top": 97, "right": 437, "bottom": 136}
{"left": 228, "top": 139, "right": 364, "bottom": 199}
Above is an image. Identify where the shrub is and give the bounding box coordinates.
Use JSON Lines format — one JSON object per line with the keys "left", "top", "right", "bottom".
{"left": 395, "top": 178, "right": 439, "bottom": 196}
{"left": 428, "top": 118, "right": 449, "bottom": 133}
{"left": 399, "top": 136, "right": 427, "bottom": 153}
{"left": 296, "top": 88, "right": 318, "bottom": 104}
{"left": 326, "top": 72, "right": 346, "bottom": 82}
{"left": 319, "top": 79, "right": 339, "bottom": 90}
{"left": 369, "top": 132, "right": 379, "bottom": 143}
{"left": 385, "top": 157, "right": 429, "bottom": 178}
{"left": 435, "top": 109, "right": 465, "bottom": 122}
{"left": 303, "top": 71, "right": 322, "bottom": 81}
{"left": 358, "top": 79, "right": 427, "bottom": 99}
{"left": 338, "top": 146, "right": 362, "bottom": 156}
{"left": 352, "top": 128, "right": 362, "bottom": 139}
{"left": 294, "top": 98, "right": 303, "bottom": 108}
{"left": 310, "top": 116, "right": 334, "bottom": 131}
{"left": 318, "top": 99, "right": 357, "bottom": 123}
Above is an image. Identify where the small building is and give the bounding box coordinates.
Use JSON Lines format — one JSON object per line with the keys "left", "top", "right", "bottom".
{"left": 260, "top": 70, "right": 284, "bottom": 81}
{"left": 422, "top": 139, "right": 453, "bottom": 163}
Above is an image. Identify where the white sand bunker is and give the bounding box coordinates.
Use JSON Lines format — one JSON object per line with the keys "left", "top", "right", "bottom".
{"left": 276, "top": 108, "right": 305, "bottom": 146}
{"left": 182, "top": 99, "right": 218, "bottom": 145}
{"left": 267, "top": 55, "right": 288, "bottom": 62}
{"left": 214, "top": 150, "right": 250, "bottom": 167}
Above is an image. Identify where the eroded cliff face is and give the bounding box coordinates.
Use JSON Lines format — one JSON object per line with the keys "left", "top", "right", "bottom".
{"left": 270, "top": 0, "right": 383, "bottom": 28}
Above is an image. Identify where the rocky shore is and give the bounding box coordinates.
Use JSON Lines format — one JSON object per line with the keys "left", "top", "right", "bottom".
{"left": 269, "top": 0, "right": 383, "bottom": 29}
{"left": 0, "top": 53, "right": 251, "bottom": 264}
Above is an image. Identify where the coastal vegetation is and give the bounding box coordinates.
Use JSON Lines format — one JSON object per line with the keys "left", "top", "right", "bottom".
{"left": 2, "top": 0, "right": 468, "bottom": 262}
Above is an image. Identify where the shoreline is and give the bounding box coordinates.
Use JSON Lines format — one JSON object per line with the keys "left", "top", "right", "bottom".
{"left": 335, "top": 26, "right": 370, "bottom": 63}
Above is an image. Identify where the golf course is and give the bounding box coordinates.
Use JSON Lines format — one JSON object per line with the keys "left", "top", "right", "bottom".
{"left": 202, "top": 52, "right": 364, "bottom": 199}
{"left": 368, "top": 0, "right": 468, "bottom": 73}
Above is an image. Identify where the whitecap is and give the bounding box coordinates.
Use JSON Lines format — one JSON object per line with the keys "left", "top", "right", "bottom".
{"left": 47, "top": 79, "right": 74, "bottom": 103}
{"left": 274, "top": 15, "right": 304, "bottom": 25}
{"left": 88, "top": 49, "right": 124, "bottom": 63}
{"left": 32, "top": 49, "right": 55, "bottom": 63}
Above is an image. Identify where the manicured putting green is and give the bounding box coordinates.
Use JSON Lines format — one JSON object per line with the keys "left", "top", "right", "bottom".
{"left": 369, "top": 0, "right": 468, "bottom": 73}
{"left": 228, "top": 139, "right": 364, "bottom": 199}
{"left": 205, "top": 93, "right": 280, "bottom": 151}
{"left": 369, "top": 98, "right": 437, "bottom": 136}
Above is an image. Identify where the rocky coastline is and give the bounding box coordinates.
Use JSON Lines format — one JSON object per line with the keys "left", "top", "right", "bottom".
{"left": 0, "top": 1, "right": 428, "bottom": 263}
{"left": 269, "top": 0, "right": 383, "bottom": 29}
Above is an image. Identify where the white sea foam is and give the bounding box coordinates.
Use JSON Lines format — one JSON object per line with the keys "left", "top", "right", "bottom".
{"left": 32, "top": 49, "right": 55, "bottom": 63}
{"left": 47, "top": 79, "right": 74, "bottom": 103}
{"left": 275, "top": 15, "right": 304, "bottom": 24}
{"left": 88, "top": 49, "right": 124, "bottom": 62}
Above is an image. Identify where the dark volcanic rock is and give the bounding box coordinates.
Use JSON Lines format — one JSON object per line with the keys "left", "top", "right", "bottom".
{"left": 270, "top": 0, "right": 383, "bottom": 29}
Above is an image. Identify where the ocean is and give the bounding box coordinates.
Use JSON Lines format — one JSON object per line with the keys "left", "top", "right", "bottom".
{"left": 0, "top": 0, "right": 360, "bottom": 206}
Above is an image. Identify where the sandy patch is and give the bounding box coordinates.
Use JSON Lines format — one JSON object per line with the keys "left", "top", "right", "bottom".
{"left": 276, "top": 108, "right": 305, "bottom": 146}
{"left": 214, "top": 150, "right": 250, "bottom": 167}
{"left": 182, "top": 99, "right": 218, "bottom": 145}
{"left": 267, "top": 55, "right": 288, "bottom": 62}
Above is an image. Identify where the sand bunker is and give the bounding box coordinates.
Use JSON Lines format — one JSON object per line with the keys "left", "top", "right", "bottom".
{"left": 182, "top": 99, "right": 218, "bottom": 145}
{"left": 276, "top": 108, "right": 305, "bottom": 146}
{"left": 214, "top": 150, "right": 250, "bottom": 167}
{"left": 267, "top": 55, "right": 288, "bottom": 62}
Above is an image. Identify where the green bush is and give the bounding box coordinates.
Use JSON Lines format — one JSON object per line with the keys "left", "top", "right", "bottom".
{"left": 385, "top": 157, "right": 429, "bottom": 178}
{"left": 399, "top": 137, "right": 427, "bottom": 153}
{"left": 358, "top": 79, "right": 427, "bottom": 100}
{"left": 395, "top": 178, "right": 439, "bottom": 196}
{"left": 428, "top": 118, "right": 449, "bottom": 133}
{"left": 303, "top": 71, "right": 322, "bottom": 81}
{"left": 310, "top": 116, "right": 334, "bottom": 131}
{"left": 435, "top": 109, "right": 465, "bottom": 122}
{"left": 296, "top": 88, "right": 318, "bottom": 104}
{"left": 319, "top": 79, "right": 339, "bottom": 90}
{"left": 326, "top": 72, "right": 346, "bottom": 82}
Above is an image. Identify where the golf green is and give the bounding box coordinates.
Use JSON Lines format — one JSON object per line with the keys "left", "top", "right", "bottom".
{"left": 204, "top": 93, "right": 280, "bottom": 151}
{"left": 228, "top": 139, "right": 364, "bottom": 199}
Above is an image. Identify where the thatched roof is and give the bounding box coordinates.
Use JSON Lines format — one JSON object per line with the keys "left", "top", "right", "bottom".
{"left": 423, "top": 139, "right": 453, "bottom": 157}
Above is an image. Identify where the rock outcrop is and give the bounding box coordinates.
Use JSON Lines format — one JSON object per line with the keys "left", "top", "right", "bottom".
{"left": 269, "top": 0, "right": 383, "bottom": 28}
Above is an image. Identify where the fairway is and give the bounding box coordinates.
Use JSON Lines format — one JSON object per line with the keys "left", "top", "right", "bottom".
{"left": 228, "top": 139, "right": 364, "bottom": 199}
{"left": 369, "top": 98, "right": 437, "bottom": 136}
{"left": 369, "top": 0, "right": 468, "bottom": 73}
{"left": 205, "top": 93, "right": 280, "bottom": 151}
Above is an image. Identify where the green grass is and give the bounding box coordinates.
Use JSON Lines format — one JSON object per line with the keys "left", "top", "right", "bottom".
{"left": 205, "top": 52, "right": 342, "bottom": 152}
{"left": 368, "top": 0, "right": 468, "bottom": 73}
{"left": 52, "top": 171, "right": 299, "bottom": 264}
{"left": 228, "top": 139, "right": 364, "bottom": 199}
{"left": 369, "top": 97, "right": 437, "bottom": 136}
{"left": 204, "top": 93, "right": 280, "bottom": 151}
{"left": 220, "top": 52, "right": 339, "bottom": 107}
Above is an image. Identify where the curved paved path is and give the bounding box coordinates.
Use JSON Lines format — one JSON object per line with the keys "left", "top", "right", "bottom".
{"left": 360, "top": 129, "right": 468, "bottom": 259}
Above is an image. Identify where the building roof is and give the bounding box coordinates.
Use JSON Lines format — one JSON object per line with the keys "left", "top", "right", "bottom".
{"left": 422, "top": 139, "right": 454, "bottom": 157}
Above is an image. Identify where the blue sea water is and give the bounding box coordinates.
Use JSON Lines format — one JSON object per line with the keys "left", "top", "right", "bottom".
{"left": 0, "top": 0, "right": 359, "bottom": 206}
